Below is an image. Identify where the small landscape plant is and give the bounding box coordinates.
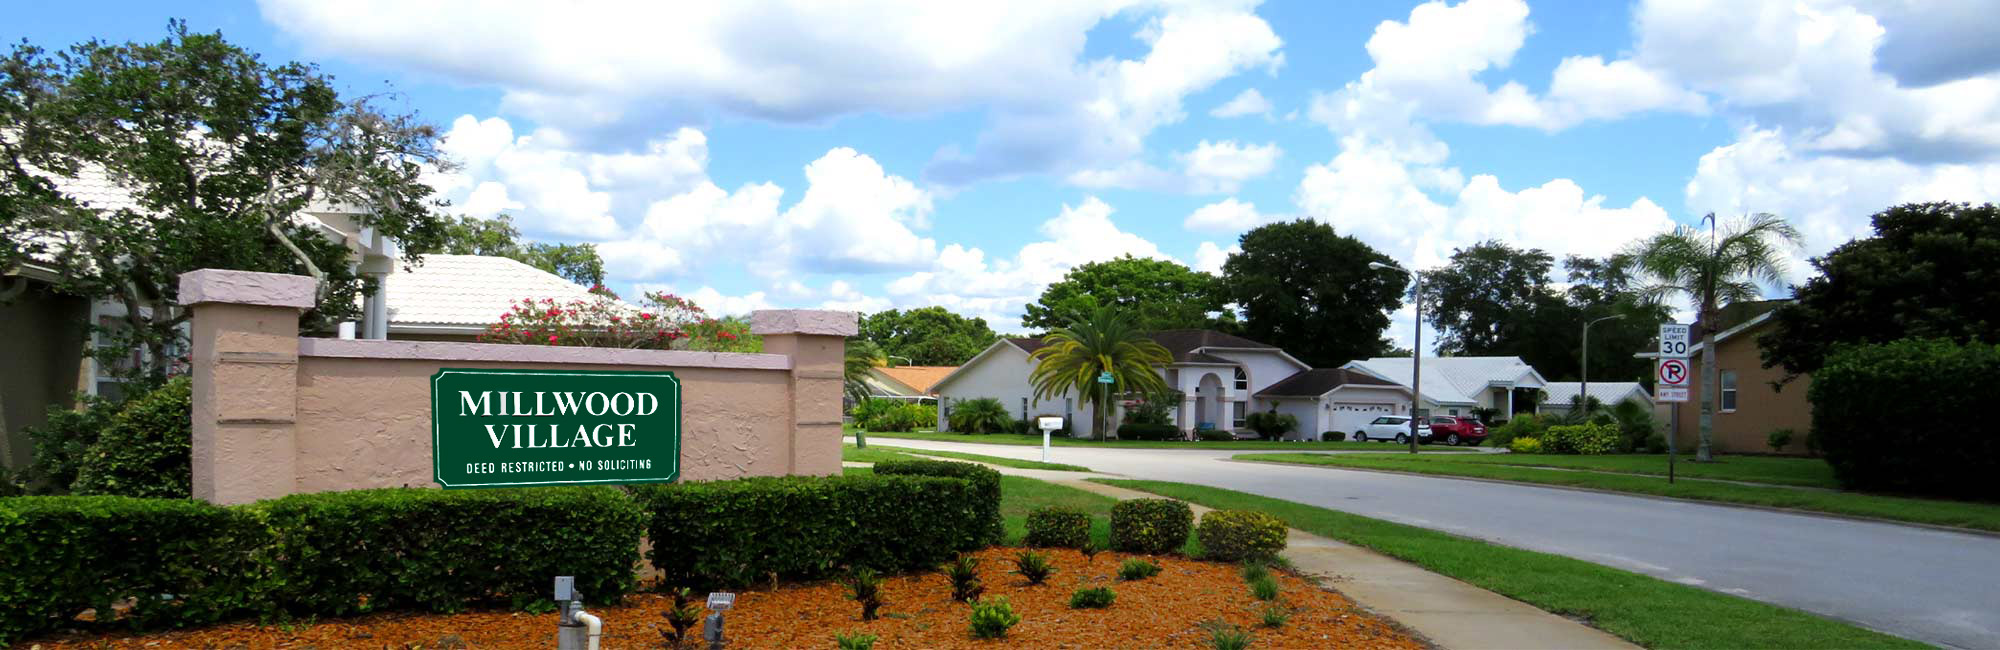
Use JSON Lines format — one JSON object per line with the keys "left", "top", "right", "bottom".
{"left": 1507, "top": 436, "right": 1544, "bottom": 454}
{"left": 1260, "top": 603, "right": 1290, "bottom": 628}
{"left": 1068, "top": 586, "right": 1116, "bottom": 609}
{"left": 1024, "top": 505, "right": 1092, "bottom": 548}
{"left": 968, "top": 597, "right": 1021, "bottom": 639}
{"left": 942, "top": 555, "right": 984, "bottom": 603}
{"left": 1767, "top": 428, "right": 1795, "bottom": 453}
{"left": 948, "top": 397, "right": 1013, "bottom": 434}
{"left": 843, "top": 567, "right": 885, "bottom": 621}
{"left": 1011, "top": 550, "right": 1056, "bottom": 585}
{"left": 1540, "top": 422, "right": 1620, "bottom": 455}
{"left": 661, "top": 587, "right": 702, "bottom": 646}
{"left": 1109, "top": 498, "right": 1193, "bottom": 554}
{"left": 1248, "top": 574, "right": 1280, "bottom": 601}
{"left": 1204, "top": 620, "right": 1253, "bottom": 650}
{"left": 1197, "top": 429, "right": 1235, "bottom": 441}
{"left": 1118, "top": 557, "right": 1161, "bottom": 581}
{"left": 1321, "top": 431, "right": 1346, "bottom": 441}
{"left": 1079, "top": 540, "right": 1101, "bottom": 564}
{"left": 1239, "top": 561, "right": 1270, "bottom": 583}
{"left": 834, "top": 631, "right": 878, "bottom": 650}
{"left": 1197, "top": 509, "right": 1287, "bottom": 562}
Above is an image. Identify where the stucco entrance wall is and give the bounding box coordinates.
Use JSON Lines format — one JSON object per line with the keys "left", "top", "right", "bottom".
{"left": 180, "top": 268, "right": 853, "bottom": 505}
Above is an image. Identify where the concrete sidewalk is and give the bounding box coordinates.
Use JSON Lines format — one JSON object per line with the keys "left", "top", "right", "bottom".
{"left": 849, "top": 456, "right": 1637, "bottom": 649}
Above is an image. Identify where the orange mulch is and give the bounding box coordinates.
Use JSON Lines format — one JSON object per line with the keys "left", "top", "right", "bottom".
{"left": 29, "top": 548, "right": 1427, "bottom": 649}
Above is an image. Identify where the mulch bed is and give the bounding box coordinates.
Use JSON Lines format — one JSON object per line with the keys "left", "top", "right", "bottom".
{"left": 29, "top": 548, "right": 1425, "bottom": 649}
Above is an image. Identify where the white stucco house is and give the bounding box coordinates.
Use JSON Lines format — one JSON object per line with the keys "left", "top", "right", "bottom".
{"left": 1343, "top": 356, "right": 1550, "bottom": 419}
{"left": 1540, "top": 381, "right": 1653, "bottom": 415}
{"left": 931, "top": 329, "right": 1417, "bottom": 440}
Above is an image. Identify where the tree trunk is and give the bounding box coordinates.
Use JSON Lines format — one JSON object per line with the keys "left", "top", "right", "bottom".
{"left": 1697, "top": 327, "right": 1717, "bottom": 462}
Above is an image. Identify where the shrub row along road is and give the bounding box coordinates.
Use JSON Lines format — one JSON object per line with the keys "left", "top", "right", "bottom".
{"left": 859, "top": 437, "right": 2000, "bottom": 649}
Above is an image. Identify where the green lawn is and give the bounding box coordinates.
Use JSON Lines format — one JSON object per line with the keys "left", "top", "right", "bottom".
{"left": 841, "top": 443, "right": 1092, "bottom": 472}
{"left": 1094, "top": 479, "right": 1924, "bottom": 650}
{"left": 843, "top": 467, "right": 1196, "bottom": 554}
{"left": 1240, "top": 452, "right": 2000, "bottom": 532}
{"left": 855, "top": 429, "right": 1478, "bottom": 452}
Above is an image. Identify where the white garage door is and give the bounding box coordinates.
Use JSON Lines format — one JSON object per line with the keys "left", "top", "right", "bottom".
{"left": 1325, "top": 402, "right": 1397, "bottom": 439}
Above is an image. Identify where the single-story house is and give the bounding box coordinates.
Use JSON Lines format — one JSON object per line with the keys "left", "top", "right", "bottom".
{"left": 1540, "top": 381, "right": 1658, "bottom": 418}
{"left": 1342, "top": 356, "right": 1549, "bottom": 419}
{"left": 861, "top": 365, "right": 955, "bottom": 404}
{"left": 1255, "top": 369, "right": 1414, "bottom": 441}
{"left": 1640, "top": 300, "right": 1811, "bottom": 454}
{"left": 931, "top": 329, "right": 1418, "bottom": 439}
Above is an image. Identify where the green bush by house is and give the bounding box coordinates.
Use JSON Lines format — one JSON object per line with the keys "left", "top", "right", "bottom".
{"left": 947, "top": 398, "right": 1013, "bottom": 433}
{"left": 875, "top": 459, "right": 1005, "bottom": 545}
{"left": 1487, "top": 413, "right": 1548, "bottom": 448}
{"left": 0, "top": 496, "right": 266, "bottom": 644}
{"left": 1023, "top": 506, "right": 1092, "bottom": 548}
{"left": 636, "top": 473, "right": 992, "bottom": 588}
{"left": 258, "top": 486, "right": 641, "bottom": 616}
{"left": 1116, "top": 422, "right": 1181, "bottom": 441}
{"left": 1196, "top": 510, "right": 1287, "bottom": 562}
{"left": 1109, "top": 498, "right": 1192, "bottom": 554}
{"left": 71, "top": 377, "right": 193, "bottom": 498}
{"left": 1810, "top": 339, "right": 2000, "bottom": 498}
{"left": 1540, "top": 423, "right": 1620, "bottom": 455}
{"left": 851, "top": 398, "right": 936, "bottom": 432}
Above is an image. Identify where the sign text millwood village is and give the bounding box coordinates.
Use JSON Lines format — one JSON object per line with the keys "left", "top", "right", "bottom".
{"left": 430, "top": 368, "right": 682, "bottom": 488}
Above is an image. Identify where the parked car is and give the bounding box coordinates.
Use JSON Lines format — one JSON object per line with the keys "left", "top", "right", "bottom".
{"left": 1354, "top": 416, "right": 1432, "bottom": 444}
{"left": 1428, "top": 416, "right": 1488, "bottom": 446}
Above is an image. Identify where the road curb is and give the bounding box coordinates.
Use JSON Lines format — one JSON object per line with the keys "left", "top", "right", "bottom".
{"left": 1229, "top": 457, "right": 2000, "bottom": 540}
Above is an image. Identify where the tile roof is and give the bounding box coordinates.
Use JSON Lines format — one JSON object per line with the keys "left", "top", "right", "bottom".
{"left": 385, "top": 254, "right": 613, "bottom": 327}
{"left": 1008, "top": 329, "right": 1279, "bottom": 363}
{"left": 1255, "top": 368, "right": 1401, "bottom": 398}
{"left": 1542, "top": 382, "right": 1652, "bottom": 408}
{"left": 1345, "top": 356, "right": 1546, "bottom": 406}
{"left": 873, "top": 366, "right": 958, "bottom": 394}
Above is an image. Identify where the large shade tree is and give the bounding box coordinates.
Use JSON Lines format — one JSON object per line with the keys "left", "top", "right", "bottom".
{"left": 1027, "top": 306, "right": 1172, "bottom": 440}
{"left": 1760, "top": 202, "right": 2000, "bottom": 379}
{"left": 1021, "top": 255, "right": 1233, "bottom": 333}
{"left": 1630, "top": 213, "right": 1801, "bottom": 461}
{"left": 857, "top": 306, "right": 998, "bottom": 366}
{"left": 1420, "top": 243, "right": 1665, "bottom": 383}
{"left": 439, "top": 214, "right": 607, "bottom": 287}
{"left": 1220, "top": 220, "right": 1403, "bottom": 367}
{"left": 1, "top": 23, "right": 452, "bottom": 382}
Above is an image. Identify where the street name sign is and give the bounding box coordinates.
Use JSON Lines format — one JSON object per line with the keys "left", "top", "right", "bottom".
{"left": 1656, "top": 357, "right": 1690, "bottom": 403}
{"left": 1658, "top": 323, "right": 1691, "bottom": 358}
{"left": 1097, "top": 371, "right": 1114, "bottom": 384}
{"left": 431, "top": 368, "right": 681, "bottom": 489}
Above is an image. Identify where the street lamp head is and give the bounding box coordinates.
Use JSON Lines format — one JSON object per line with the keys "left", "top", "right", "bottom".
{"left": 1368, "top": 262, "right": 1399, "bottom": 272}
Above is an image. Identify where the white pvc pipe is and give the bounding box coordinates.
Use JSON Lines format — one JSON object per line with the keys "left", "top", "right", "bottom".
{"left": 575, "top": 611, "right": 602, "bottom": 650}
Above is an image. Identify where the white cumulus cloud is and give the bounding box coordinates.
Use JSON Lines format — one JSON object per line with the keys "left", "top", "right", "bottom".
{"left": 1210, "top": 88, "right": 1273, "bottom": 118}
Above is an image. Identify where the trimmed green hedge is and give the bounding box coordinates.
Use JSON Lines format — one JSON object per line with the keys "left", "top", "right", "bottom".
{"left": 1116, "top": 423, "right": 1181, "bottom": 441}
{"left": 1811, "top": 339, "right": 2000, "bottom": 497}
{"left": 1023, "top": 506, "right": 1091, "bottom": 548}
{"left": 1196, "top": 510, "right": 1286, "bottom": 562}
{"left": 258, "top": 486, "right": 642, "bottom": 616}
{"left": 636, "top": 474, "right": 991, "bottom": 588}
{"left": 1540, "top": 423, "right": 1619, "bottom": 455}
{"left": 1109, "top": 498, "right": 1192, "bottom": 554}
{"left": 874, "top": 459, "right": 1004, "bottom": 545}
{"left": 0, "top": 496, "right": 266, "bottom": 644}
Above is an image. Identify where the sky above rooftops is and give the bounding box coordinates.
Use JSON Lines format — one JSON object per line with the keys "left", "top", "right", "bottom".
{"left": 9, "top": 0, "right": 1999, "bottom": 349}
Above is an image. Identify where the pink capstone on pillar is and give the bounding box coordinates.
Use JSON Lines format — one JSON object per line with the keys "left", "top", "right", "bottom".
{"left": 752, "top": 309, "right": 857, "bottom": 476}
{"left": 179, "top": 269, "right": 317, "bottom": 505}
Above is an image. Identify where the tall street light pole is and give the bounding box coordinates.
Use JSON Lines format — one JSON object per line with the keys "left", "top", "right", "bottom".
{"left": 1581, "top": 314, "right": 1624, "bottom": 417}
{"left": 1371, "top": 261, "right": 1422, "bottom": 455}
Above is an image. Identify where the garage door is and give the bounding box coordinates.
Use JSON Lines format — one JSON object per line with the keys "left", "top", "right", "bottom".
{"left": 1326, "top": 402, "right": 1397, "bottom": 438}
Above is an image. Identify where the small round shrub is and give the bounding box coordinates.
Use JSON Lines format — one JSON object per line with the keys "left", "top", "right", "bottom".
{"left": 1117, "top": 557, "right": 1161, "bottom": 581}
{"left": 1320, "top": 431, "right": 1346, "bottom": 441}
{"left": 968, "top": 597, "right": 1021, "bottom": 639}
{"left": 1023, "top": 506, "right": 1092, "bottom": 548}
{"left": 1068, "top": 586, "right": 1115, "bottom": 609}
{"left": 1197, "top": 429, "right": 1235, "bottom": 442}
{"left": 1109, "top": 499, "right": 1193, "bottom": 554}
{"left": 1196, "top": 510, "right": 1287, "bottom": 562}
{"left": 1507, "top": 436, "right": 1543, "bottom": 454}
{"left": 948, "top": 397, "right": 1012, "bottom": 433}
{"left": 1541, "top": 423, "right": 1619, "bottom": 455}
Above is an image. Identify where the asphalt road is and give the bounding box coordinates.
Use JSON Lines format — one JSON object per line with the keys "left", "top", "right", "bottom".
{"left": 860, "top": 437, "right": 2000, "bottom": 649}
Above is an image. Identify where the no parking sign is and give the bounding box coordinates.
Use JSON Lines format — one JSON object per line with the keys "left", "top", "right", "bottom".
{"left": 1656, "top": 357, "right": 1690, "bottom": 402}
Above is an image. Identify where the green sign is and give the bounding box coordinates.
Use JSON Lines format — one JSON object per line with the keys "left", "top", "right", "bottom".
{"left": 1097, "top": 371, "right": 1114, "bottom": 384}
{"left": 430, "top": 368, "right": 681, "bottom": 489}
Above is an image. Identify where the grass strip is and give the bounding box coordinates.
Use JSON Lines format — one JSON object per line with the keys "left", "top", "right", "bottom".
{"left": 1258, "top": 451, "right": 1838, "bottom": 487}
{"left": 1092, "top": 479, "right": 1924, "bottom": 650}
{"left": 855, "top": 430, "right": 1477, "bottom": 452}
{"left": 1238, "top": 453, "right": 2000, "bottom": 532}
{"left": 842, "top": 444, "right": 1091, "bottom": 472}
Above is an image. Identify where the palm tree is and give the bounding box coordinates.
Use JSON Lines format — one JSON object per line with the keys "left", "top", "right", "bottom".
{"left": 845, "top": 339, "right": 887, "bottom": 448}
{"left": 1028, "top": 306, "right": 1173, "bottom": 440}
{"left": 1630, "top": 213, "right": 1801, "bottom": 461}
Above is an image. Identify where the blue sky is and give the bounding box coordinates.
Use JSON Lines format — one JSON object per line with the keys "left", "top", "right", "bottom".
{"left": 10, "top": 1, "right": 1999, "bottom": 344}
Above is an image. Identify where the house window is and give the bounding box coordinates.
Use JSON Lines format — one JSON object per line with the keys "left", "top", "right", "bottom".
{"left": 1231, "top": 402, "right": 1246, "bottom": 429}
{"left": 1233, "top": 367, "right": 1248, "bottom": 391}
{"left": 1720, "top": 371, "right": 1738, "bottom": 412}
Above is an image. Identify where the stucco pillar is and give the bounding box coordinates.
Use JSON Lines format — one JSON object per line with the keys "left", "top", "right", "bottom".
{"left": 179, "top": 269, "right": 316, "bottom": 505}
{"left": 752, "top": 309, "right": 857, "bottom": 477}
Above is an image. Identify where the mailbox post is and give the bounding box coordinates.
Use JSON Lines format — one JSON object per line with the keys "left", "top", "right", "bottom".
{"left": 1038, "top": 416, "right": 1064, "bottom": 463}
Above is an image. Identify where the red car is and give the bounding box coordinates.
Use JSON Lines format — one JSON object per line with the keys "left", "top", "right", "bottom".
{"left": 1427, "top": 416, "right": 1488, "bottom": 446}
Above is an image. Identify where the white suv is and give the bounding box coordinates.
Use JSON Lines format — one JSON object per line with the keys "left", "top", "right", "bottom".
{"left": 1355, "top": 415, "right": 1432, "bottom": 444}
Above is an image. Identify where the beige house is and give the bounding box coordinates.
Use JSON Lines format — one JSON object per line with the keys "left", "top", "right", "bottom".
{"left": 1661, "top": 302, "right": 1813, "bottom": 455}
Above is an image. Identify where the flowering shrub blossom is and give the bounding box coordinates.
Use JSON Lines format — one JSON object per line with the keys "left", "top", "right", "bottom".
{"left": 477, "top": 286, "right": 757, "bottom": 351}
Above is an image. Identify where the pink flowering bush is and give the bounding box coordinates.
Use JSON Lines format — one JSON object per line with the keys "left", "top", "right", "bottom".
{"left": 477, "top": 286, "right": 759, "bottom": 351}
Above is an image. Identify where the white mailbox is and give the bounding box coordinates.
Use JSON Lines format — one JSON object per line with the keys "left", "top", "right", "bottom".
{"left": 1037, "top": 416, "right": 1064, "bottom": 431}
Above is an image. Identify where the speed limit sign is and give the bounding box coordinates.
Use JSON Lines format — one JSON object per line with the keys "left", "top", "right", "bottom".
{"left": 1659, "top": 323, "right": 1690, "bottom": 359}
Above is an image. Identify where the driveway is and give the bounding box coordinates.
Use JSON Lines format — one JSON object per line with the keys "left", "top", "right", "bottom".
{"left": 859, "top": 437, "right": 2000, "bottom": 649}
